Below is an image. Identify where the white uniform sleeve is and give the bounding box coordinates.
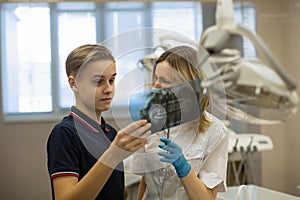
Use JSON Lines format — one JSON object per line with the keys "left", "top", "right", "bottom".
{"left": 199, "top": 123, "right": 229, "bottom": 192}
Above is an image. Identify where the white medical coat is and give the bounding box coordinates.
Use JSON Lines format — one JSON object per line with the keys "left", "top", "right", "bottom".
{"left": 129, "top": 112, "right": 229, "bottom": 200}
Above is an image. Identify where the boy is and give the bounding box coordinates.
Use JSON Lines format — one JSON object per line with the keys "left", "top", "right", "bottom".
{"left": 47, "top": 44, "right": 151, "bottom": 200}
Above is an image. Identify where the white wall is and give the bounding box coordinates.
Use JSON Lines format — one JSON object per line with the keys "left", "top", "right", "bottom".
{"left": 258, "top": 0, "right": 300, "bottom": 195}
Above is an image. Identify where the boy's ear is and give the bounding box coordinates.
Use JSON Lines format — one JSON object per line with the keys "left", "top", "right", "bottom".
{"left": 68, "top": 76, "right": 78, "bottom": 93}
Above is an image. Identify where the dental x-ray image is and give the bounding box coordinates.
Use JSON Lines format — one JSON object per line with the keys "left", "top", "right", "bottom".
{"left": 129, "top": 78, "right": 202, "bottom": 133}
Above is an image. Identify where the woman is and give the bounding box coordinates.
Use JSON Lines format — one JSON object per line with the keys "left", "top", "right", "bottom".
{"left": 134, "top": 45, "right": 229, "bottom": 200}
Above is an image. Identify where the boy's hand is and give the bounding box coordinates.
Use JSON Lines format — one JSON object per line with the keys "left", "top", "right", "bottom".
{"left": 113, "top": 120, "right": 151, "bottom": 152}
{"left": 99, "top": 120, "right": 151, "bottom": 168}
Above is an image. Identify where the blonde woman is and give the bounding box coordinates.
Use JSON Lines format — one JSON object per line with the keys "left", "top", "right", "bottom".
{"left": 135, "top": 46, "right": 229, "bottom": 200}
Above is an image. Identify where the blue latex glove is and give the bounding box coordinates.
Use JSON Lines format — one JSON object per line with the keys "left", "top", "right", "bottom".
{"left": 158, "top": 138, "right": 191, "bottom": 178}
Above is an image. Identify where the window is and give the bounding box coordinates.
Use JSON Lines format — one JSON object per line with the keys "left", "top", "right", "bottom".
{"left": 234, "top": 2, "right": 257, "bottom": 58}
{"left": 56, "top": 3, "right": 97, "bottom": 108}
{"left": 1, "top": 3, "right": 52, "bottom": 115}
{"left": 0, "top": 1, "right": 256, "bottom": 122}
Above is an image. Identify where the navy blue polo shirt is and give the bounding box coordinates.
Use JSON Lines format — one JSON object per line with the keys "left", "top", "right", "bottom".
{"left": 47, "top": 106, "right": 124, "bottom": 200}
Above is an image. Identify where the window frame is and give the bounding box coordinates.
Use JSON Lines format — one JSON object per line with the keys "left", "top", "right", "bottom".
{"left": 0, "top": 1, "right": 256, "bottom": 123}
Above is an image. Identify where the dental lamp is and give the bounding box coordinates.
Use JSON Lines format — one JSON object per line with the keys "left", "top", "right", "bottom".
{"left": 199, "top": 0, "right": 299, "bottom": 124}
{"left": 137, "top": 44, "right": 169, "bottom": 72}
{"left": 137, "top": 34, "right": 200, "bottom": 72}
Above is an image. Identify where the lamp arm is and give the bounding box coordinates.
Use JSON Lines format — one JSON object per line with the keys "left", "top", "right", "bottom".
{"left": 200, "top": 24, "right": 297, "bottom": 91}
{"left": 159, "top": 34, "right": 199, "bottom": 47}
{"left": 200, "top": 0, "right": 297, "bottom": 90}
{"left": 231, "top": 24, "right": 298, "bottom": 90}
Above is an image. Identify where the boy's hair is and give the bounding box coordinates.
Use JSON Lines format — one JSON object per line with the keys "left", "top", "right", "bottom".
{"left": 153, "top": 45, "right": 211, "bottom": 134}
{"left": 66, "top": 44, "right": 115, "bottom": 77}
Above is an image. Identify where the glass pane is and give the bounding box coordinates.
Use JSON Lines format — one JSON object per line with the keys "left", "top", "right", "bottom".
{"left": 152, "top": 2, "right": 202, "bottom": 41}
{"left": 105, "top": 2, "right": 145, "bottom": 9}
{"left": 113, "top": 51, "right": 147, "bottom": 106}
{"left": 152, "top": 2, "right": 197, "bottom": 9}
{"left": 234, "top": 2, "right": 257, "bottom": 58}
{"left": 104, "top": 10, "right": 148, "bottom": 106}
{"left": 57, "top": 11, "right": 97, "bottom": 108}
{"left": 2, "top": 3, "right": 52, "bottom": 113}
{"left": 105, "top": 10, "right": 147, "bottom": 37}
{"left": 57, "top": 2, "right": 96, "bottom": 11}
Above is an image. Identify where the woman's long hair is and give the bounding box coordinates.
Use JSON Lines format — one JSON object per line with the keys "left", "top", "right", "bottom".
{"left": 152, "top": 46, "right": 211, "bottom": 134}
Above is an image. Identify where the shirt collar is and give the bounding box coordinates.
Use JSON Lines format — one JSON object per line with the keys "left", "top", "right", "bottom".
{"left": 70, "top": 106, "right": 108, "bottom": 134}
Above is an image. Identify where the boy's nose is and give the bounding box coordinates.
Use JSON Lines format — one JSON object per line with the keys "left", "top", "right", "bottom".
{"left": 104, "top": 83, "right": 113, "bottom": 93}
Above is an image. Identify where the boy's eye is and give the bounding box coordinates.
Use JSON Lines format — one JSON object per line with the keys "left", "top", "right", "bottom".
{"left": 93, "top": 78, "right": 115, "bottom": 85}
{"left": 109, "top": 78, "right": 115, "bottom": 83}
{"left": 93, "top": 79, "right": 102, "bottom": 85}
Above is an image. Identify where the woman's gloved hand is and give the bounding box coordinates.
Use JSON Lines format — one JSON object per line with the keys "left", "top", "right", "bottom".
{"left": 158, "top": 138, "right": 191, "bottom": 178}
